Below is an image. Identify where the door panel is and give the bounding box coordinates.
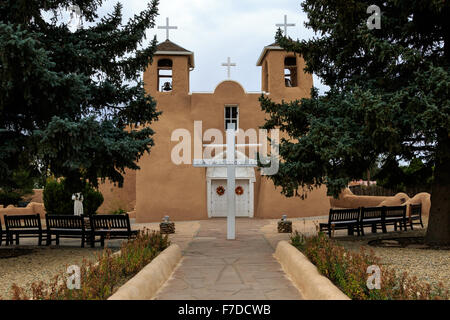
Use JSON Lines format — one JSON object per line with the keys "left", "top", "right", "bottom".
{"left": 211, "top": 179, "right": 250, "bottom": 217}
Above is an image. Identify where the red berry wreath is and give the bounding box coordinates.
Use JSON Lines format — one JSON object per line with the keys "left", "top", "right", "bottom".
{"left": 216, "top": 186, "right": 225, "bottom": 196}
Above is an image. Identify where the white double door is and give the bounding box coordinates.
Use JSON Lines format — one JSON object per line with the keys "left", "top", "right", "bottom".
{"left": 210, "top": 179, "right": 251, "bottom": 217}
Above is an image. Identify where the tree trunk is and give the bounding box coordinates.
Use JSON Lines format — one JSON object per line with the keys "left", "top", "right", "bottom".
{"left": 425, "top": 131, "right": 450, "bottom": 245}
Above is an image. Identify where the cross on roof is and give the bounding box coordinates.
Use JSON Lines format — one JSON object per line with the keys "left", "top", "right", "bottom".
{"left": 158, "top": 17, "right": 178, "bottom": 40}
{"left": 276, "top": 14, "right": 296, "bottom": 36}
{"left": 221, "top": 57, "right": 236, "bottom": 79}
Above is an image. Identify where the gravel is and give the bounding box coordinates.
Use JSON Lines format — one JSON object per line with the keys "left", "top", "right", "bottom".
{"left": 339, "top": 235, "right": 450, "bottom": 289}
{"left": 0, "top": 245, "right": 118, "bottom": 299}
{"left": 290, "top": 217, "right": 449, "bottom": 290}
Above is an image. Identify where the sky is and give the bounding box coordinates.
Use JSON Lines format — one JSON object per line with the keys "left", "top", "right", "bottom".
{"left": 80, "top": 0, "right": 328, "bottom": 94}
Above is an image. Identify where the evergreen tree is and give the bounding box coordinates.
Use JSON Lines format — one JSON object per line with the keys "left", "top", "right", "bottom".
{"left": 261, "top": 0, "right": 449, "bottom": 244}
{"left": 0, "top": 0, "right": 160, "bottom": 194}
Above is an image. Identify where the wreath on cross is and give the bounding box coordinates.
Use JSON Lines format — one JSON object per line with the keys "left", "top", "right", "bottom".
{"left": 235, "top": 186, "right": 244, "bottom": 196}
{"left": 216, "top": 186, "right": 225, "bottom": 196}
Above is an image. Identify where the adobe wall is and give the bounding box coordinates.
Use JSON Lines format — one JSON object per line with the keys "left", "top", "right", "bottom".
{"left": 116, "top": 48, "right": 323, "bottom": 222}
{"left": 329, "top": 188, "right": 388, "bottom": 208}
{"left": 132, "top": 78, "right": 329, "bottom": 222}
{"left": 98, "top": 169, "right": 136, "bottom": 214}
{"left": 329, "top": 188, "right": 431, "bottom": 217}
{"left": 23, "top": 189, "right": 44, "bottom": 203}
{"left": 264, "top": 50, "right": 313, "bottom": 102}
{"left": 0, "top": 202, "right": 46, "bottom": 222}
{"left": 257, "top": 182, "right": 330, "bottom": 219}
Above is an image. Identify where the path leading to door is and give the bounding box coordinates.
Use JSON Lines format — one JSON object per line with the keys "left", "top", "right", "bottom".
{"left": 153, "top": 219, "right": 303, "bottom": 300}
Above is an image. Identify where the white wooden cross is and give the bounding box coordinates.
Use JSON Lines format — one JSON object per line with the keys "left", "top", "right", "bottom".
{"left": 158, "top": 17, "right": 178, "bottom": 40}
{"left": 276, "top": 14, "right": 296, "bottom": 35}
{"left": 193, "top": 124, "right": 260, "bottom": 240}
{"left": 221, "top": 57, "right": 236, "bottom": 79}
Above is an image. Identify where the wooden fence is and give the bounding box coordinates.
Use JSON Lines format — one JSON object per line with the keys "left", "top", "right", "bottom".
{"left": 349, "top": 185, "right": 431, "bottom": 197}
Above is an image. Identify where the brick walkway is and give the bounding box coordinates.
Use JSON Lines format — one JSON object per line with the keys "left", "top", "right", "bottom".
{"left": 153, "top": 219, "right": 303, "bottom": 300}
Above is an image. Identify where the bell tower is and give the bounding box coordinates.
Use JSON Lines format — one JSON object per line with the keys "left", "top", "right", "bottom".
{"left": 144, "top": 39, "right": 195, "bottom": 96}
{"left": 256, "top": 43, "right": 312, "bottom": 100}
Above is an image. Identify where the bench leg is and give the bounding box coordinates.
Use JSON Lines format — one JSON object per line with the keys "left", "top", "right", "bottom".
{"left": 90, "top": 235, "right": 95, "bottom": 248}
{"left": 15, "top": 234, "right": 19, "bottom": 245}
{"left": 347, "top": 226, "right": 354, "bottom": 236}
{"left": 56, "top": 235, "right": 60, "bottom": 245}
{"left": 382, "top": 223, "right": 387, "bottom": 233}
{"left": 81, "top": 235, "right": 85, "bottom": 248}
{"left": 38, "top": 233, "right": 42, "bottom": 246}
{"left": 101, "top": 235, "right": 105, "bottom": 248}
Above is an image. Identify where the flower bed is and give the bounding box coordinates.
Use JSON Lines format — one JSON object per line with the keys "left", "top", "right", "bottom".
{"left": 290, "top": 231, "right": 448, "bottom": 300}
{"left": 6, "top": 229, "right": 169, "bottom": 300}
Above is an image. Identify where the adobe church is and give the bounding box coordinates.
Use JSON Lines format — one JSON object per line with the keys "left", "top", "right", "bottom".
{"left": 99, "top": 38, "right": 330, "bottom": 222}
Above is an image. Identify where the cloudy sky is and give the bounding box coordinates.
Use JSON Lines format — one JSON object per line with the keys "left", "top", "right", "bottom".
{"left": 88, "top": 0, "right": 327, "bottom": 93}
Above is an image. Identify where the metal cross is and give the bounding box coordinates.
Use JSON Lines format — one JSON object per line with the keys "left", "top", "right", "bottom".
{"left": 193, "top": 124, "right": 260, "bottom": 240}
{"left": 276, "top": 14, "right": 296, "bottom": 35}
{"left": 221, "top": 57, "right": 237, "bottom": 79}
{"left": 158, "top": 17, "right": 178, "bottom": 40}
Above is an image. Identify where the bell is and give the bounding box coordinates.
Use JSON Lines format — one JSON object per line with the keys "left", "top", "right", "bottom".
{"left": 162, "top": 82, "right": 172, "bottom": 91}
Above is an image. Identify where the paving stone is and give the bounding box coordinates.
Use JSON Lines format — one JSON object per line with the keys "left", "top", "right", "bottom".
{"left": 153, "top": 219, "right": 303, "bottom": 300}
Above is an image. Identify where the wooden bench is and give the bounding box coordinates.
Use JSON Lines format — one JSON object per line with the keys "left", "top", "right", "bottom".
{"left": 360, "top": 206, "right": 385, "bottom": 235}
{"left": 90, "top": 214, "right": 138, "bottom": 247}
{"left": 45, "top": 215, "right": 89, "bottom": 248}
{"left": 384, "top": 205, "right": 407, "bottom": 232}
{"left": 319, "top": 208, "right": 361, "bottom": 237}
{"left": 409, "top": 203, "right": 424, "bottom": 229}
{"left": 4, "top": 214, "right": 44, "bottom": 245}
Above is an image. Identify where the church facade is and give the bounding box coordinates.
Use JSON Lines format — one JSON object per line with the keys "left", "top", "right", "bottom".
{"left": 99, "top": 40, "right": 330, "bottom": 222}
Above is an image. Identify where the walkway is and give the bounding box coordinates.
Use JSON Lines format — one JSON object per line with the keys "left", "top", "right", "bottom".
{"left": 153, "top": 218, "right": 303, "bottom": 300}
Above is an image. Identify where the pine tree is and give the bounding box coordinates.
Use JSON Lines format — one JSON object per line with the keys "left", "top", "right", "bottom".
{"left": 0, "top": 0, "right": 160, "bottom": 193}
{"left": 261, "top": 0, "right": 449, "bottom": 244}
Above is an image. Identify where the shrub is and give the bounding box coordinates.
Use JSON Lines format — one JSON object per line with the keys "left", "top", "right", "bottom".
{"left": 0, "top": 191, "right": 23, "bottom": 207}
{"left": 290, "top": 231, "right": 449, "bottom": 300}
{"left": 0, "top": 168, "right": 35, "bottom": 207}
{"left": 111, "top": 208, "right": 127, "bottom": 215}
{"left": 9, "top": 229, "right": 170, "bottom": 300}
{"left": 43, "top": 178, "right": 104, "bottom": 215}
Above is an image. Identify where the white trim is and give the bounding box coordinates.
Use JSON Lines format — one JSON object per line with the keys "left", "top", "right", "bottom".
{"left": 213, "top": 80, "right": 245, "bottom": 93}
{"left": 224, "top": 105, "right": 239, "bottom": 132}
{"left": 256, "top": 45, "right": 284, "bottom": 66}
{"left": 155, "top": 51, "right": 195, "bottom": 68}
{"left": 249, "top": 181, "right": 254, "bottom": 218}
{"left": 187, "top": 80, "right": 270, "bottom": 95}
{"left": 154, "top": 51, "right": 193, "bottom": 55}
{"left": 207, "top": 179, "right": 212, "bottom": 218}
